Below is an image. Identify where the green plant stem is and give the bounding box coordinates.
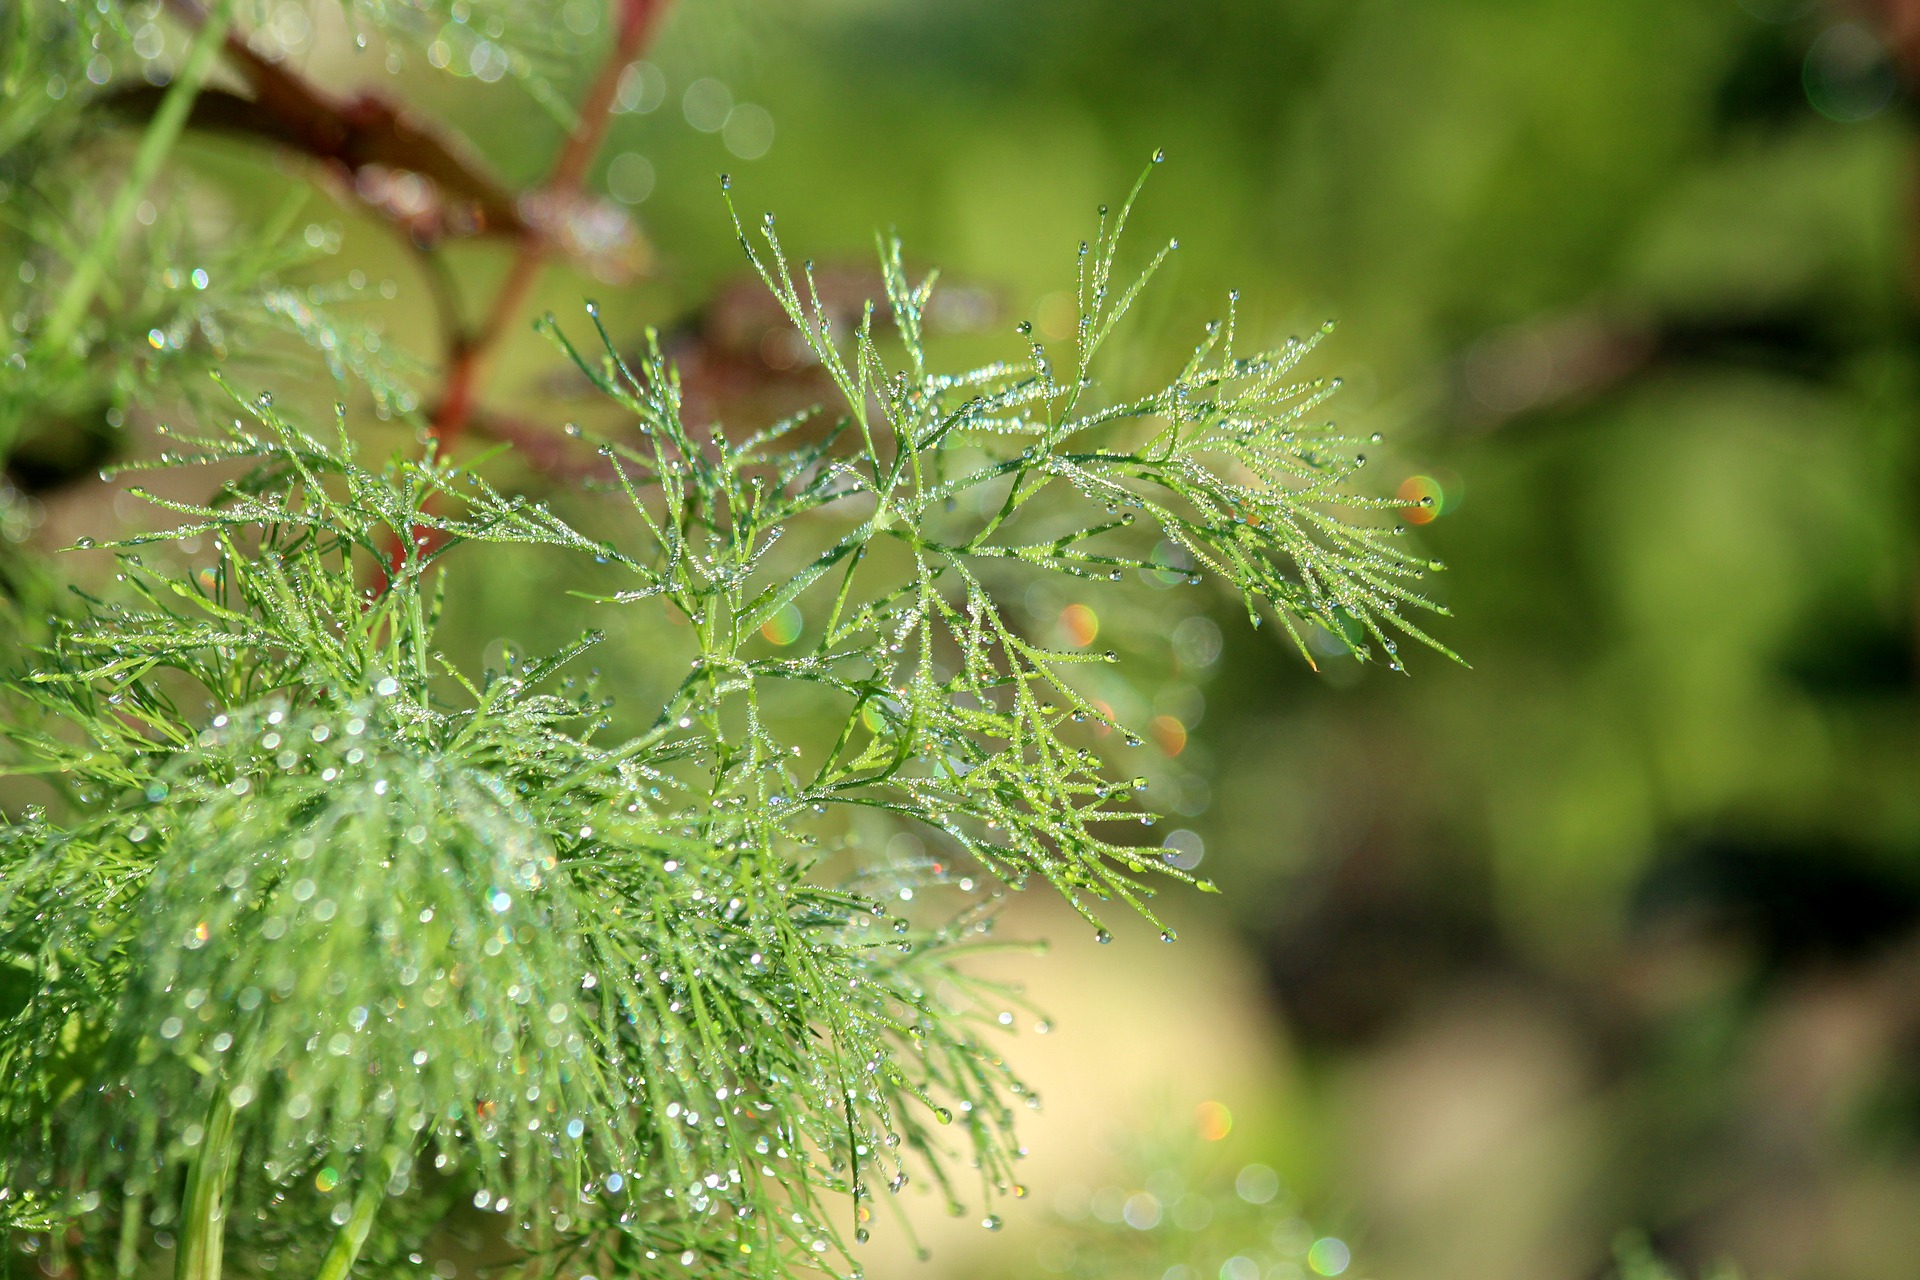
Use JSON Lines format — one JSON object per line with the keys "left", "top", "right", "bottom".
{"left": 311, "top": 1147, "right": 403, "bottom": 1280}
{"left": 115, "top": 1185, "right": 147, "bottom": 1280}
{"left": 37, "top": 0, "right": 233, "bottom": 358}
{"left": 174, "top": 1092, "right": 236, "bottom": 1280}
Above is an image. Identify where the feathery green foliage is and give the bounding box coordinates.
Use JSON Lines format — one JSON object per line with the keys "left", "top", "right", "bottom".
{"left": 0, "top": 156, "right": 1446, "bottom": 1279}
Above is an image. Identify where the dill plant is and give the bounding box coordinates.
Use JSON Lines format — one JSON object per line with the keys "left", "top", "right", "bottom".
{"left": 0, "top": 3, "right": 1453, "bottom": 1278}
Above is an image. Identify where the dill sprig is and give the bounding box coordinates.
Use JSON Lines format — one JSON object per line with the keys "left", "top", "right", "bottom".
{"left": 0, "top": 168, "right": 1446, "bottom": 1278}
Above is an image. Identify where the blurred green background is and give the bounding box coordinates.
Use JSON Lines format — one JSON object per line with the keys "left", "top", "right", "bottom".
{"left": 8, "top": 0, "right": 1920, "bottom": 1277}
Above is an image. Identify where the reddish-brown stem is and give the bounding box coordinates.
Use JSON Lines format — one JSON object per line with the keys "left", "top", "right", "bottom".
{"left": 156, "top": 0, "right": 671, "bottom": 589}
{"left": 432, "top": 0, "right": 669, "bottom": 449}
{"left": 373, "top": 0, "right": 671, "bottom": 585}
{"left": 159, "top": 0, "right": 528, "bottom": 240}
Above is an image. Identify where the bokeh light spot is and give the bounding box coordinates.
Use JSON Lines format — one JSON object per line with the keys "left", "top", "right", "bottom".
{"left": 1061, "top": 602, "right": 1099, "bottom": 647}
{"left": 607, "top": 152, "right": 655, "bottom": 205}
{"left": 1122, "top": 1191, "right": 1162, "bottom": 1229}
{"left": 723, "top": 104, "right": 776, "bottom": 160}
{"left": 1396, "top": 474, "right": 1446, "bottom": 524}
{"left": 613, "top": 60, "right": 665, "bottom": 114}
{"left": 760, "top": 603, "right": 803, "bottom": 646}
{"left": 683, "top": 78, "right": 732, "bottom": 132}
{"left": 1195, "top": 1099, "right": 1232, "bottom": 1141}
{"left": 1306, "top": 1237, "right": 1351, "bottom": 1276}
{"left": 1161, "top": 828, "right": 1205, "bottom": 870}
{"left": 1805, "top": 23, "right": 1897, "bottom": 122}
{"left": 1172, "top": 615, "right": 1222, "bottom": 671}
{"left": 1235, "top": 1163, "right": 1280, "bottom": 1204}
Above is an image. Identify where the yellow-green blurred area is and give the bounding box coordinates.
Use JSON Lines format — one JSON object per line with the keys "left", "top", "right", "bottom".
{"left": 7, "top": 0, "right": 1920, "bottom": 1277}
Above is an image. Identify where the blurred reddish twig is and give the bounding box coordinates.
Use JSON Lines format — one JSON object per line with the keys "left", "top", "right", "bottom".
{"left": 431, "top": 0, "right": 671, "bottom": 454}
{"left": 1864, "top": 0, "right": 1920, "bottom": 72}
{"left": 156, "top": 0, "right": 529, "bottom": 242}
{"left": 382, "top": 0, "right": 671, "bottom": 584}
{"left": 152, "top": 0, "right": 669, "bottom": 589}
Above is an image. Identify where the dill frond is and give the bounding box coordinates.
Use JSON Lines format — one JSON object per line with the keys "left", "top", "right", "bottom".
{"left": 1, "top": 152, "right": 1446, "bottom": 1277}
